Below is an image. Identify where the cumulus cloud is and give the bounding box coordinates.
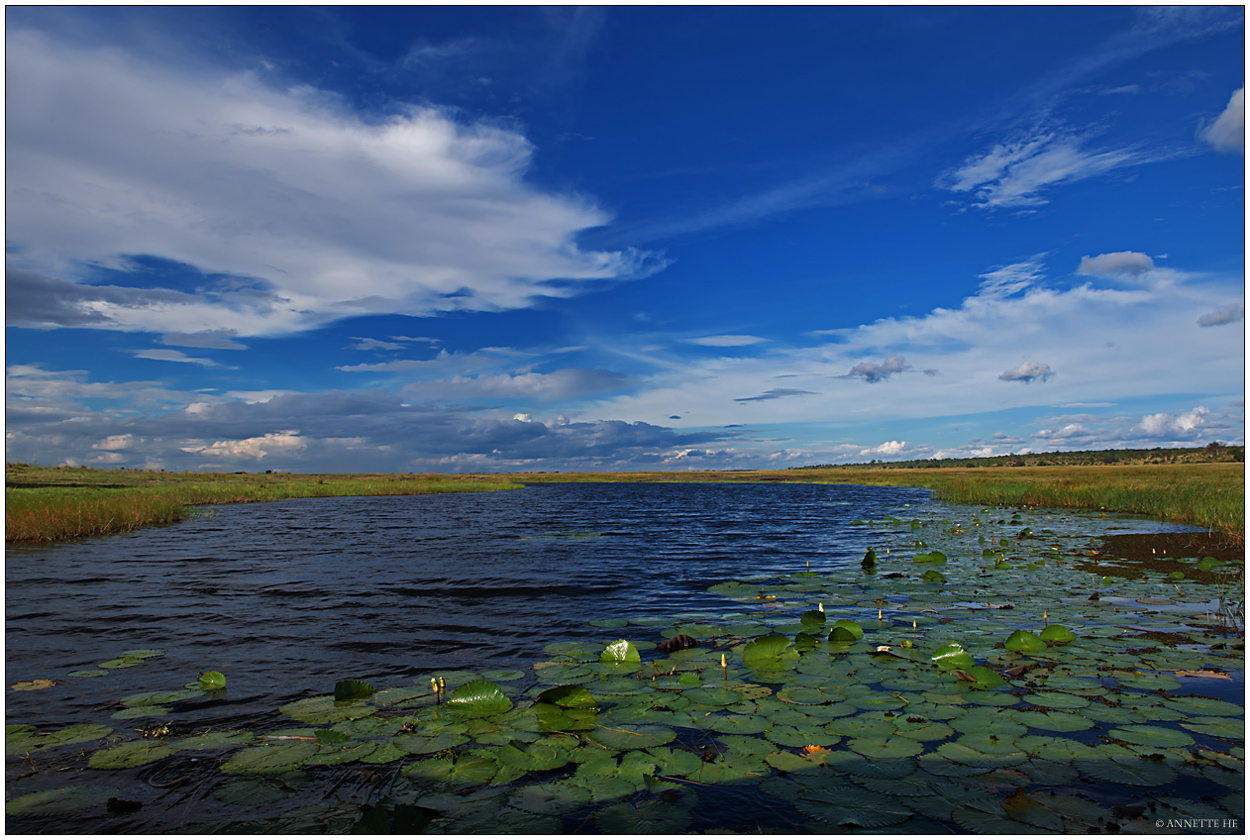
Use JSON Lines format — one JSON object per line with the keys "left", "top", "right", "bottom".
{"left": 999, "top": 361, "right": 1055, "bottom": 383}
{"left": 184, "top": 430, "right": 308, "bottom": 461}
{"left": 844, "top": 355, "right": 908, "bottom": 383}
{"left": 859, "top": 440, "right": 906, "bottom": 457}
{"left": 1200, "top": 87, "right": 1244, "bottom": 154}
{"left": 1138, "top": 406, "right": 1209, "bottom": 437}
{"left": 1197, "top": 304, "right": 1244, "bottom": 327}
{"left": 5, "top": 28, "right": 656, "bottom": 337}
{"left": 734, "top": 388, "right": 817, "bottom": 403}
{"left": 1076, "top": 251, "right": 1156, "bottom": 279}
{"left": 939, "top": 129, "right": 1144, "bottom": 209}
{"left": 683, "top": 335, "right": 768, "bottom": 347}
{"left": 5, "top": 371, "right": 738, "bottom": 472}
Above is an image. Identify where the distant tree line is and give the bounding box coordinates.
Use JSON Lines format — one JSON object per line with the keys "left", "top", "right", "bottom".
{"left": 796, "top": 443, "right": 1245, "bottom": 471}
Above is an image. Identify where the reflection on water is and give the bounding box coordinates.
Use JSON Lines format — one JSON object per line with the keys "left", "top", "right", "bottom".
{"left": 4, "top": 482, "right": 1206, "bottom": 728}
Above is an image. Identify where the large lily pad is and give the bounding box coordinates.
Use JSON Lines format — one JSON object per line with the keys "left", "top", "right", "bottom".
{"left": 445, "top": 679, "right": 513, "bottom": 718}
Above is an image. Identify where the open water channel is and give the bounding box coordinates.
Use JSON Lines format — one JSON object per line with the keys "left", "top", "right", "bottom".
{"left": 5, "top": 483, "right": 1244, "bottom": 832}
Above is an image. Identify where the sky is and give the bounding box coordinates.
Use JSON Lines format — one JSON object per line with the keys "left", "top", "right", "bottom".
{"left": 5, "top": 6, "right": 1246, "bottom": 473}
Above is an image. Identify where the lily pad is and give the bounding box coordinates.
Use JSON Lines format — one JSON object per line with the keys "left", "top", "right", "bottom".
{"left": 601, "top": 639, "right": 641, "bottom": 665}
{"left": 509, "top": 781, "right": 593, "bottom": 815}
{"left": 5, "top": 786, "right": 119, "bottom": 816}
{"left": 88, "top": 741, "right": 179, "bottom": 770}
{"left": 794, "top": 785, "right": 914, "bottom": 828}
{"left": 1109, "top": 724, "right": 1194, "bottom": 749}
{"left": 1004, "top": 630, "right": 1047, "bottom": 654}
{"left": 445, "top": 679, "right": 513, "bottom": 718}
{"left": 593, "top": 800, "right": 692, "bottom": 834}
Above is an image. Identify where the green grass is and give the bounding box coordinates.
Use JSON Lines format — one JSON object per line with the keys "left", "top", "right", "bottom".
{"left": 7, "top": 460, "right": 1243, "bottom": 547}
{"left": 4, "top": 464, "right": 522, "bottom": 543}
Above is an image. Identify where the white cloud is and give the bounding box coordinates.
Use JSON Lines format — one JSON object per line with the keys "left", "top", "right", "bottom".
{"left": 1138, "top": 406, "right": 1209, "bottom": 437}
{"left": 92, "top": 434, "right": 135, "bottom": 451}
{"left": 184, "top": 430, "right": 308, "bottom": 461}
{"left": 1200, "top": 87, "right": 1244, "bottom": 154}
{"left": 402, "top": 369, "right": 635, "bottom": 402}
{"left": 976, "top": 259, "right": 1044, "bottom": 298}
{"left": 860, "top": 440, "right": 907, "bottom": 456}
{"left": 940, "top": 129, "right": 1143, "bottom": 209}
{"left": 1197, "top": 304, "right": 1244, "bottom": 327}
{"left": 844, "top": 355, "right": 908, "bottom": 384}
{"left": 350, "top": 337, "right": 408, "bottom": 352}
{"left": 132, "top": 348, "right": 230, "bottom": 367}
{"left": 161, "top": 331, "right": 247, "bottom": 350}
{"left": 1076, "top": 251, "right": 1156, "bottom": 279}
{"left": 584, "top": 255, "right": 1242, "bottom": 434}
{"left": 682, "top": 335, "right": 768, "bottom": 347}
{"left": 999, "top": 361, "right": 1055, "bottom": 384}
{"left": 5, "top": 28, "right": 656, "bottom": 337}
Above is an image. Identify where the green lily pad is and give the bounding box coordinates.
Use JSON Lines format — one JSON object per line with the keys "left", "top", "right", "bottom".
{"left": 5, "top": 786, "right": 119, "bottom": 816}
{"left": 495, "top": 739, "right": 572, "bottom": 772}
{"left": 534, "top": 683, "right": 598, "bottom": 710}
{"left": 683, "top": 687, "right": 747, "bottom": 706}
{"left": 1004, "top": 630, "right": 1047, "bottom": 654}
{"left": 601, "top": 639, "right": 641, "bottom": 665}
{"left": 592, "top": 724, "right": 676, "bottom": 751}
{"left": 931, "top": 643, "right": 975, "bottom": 670}
{"left": 593, "top": 801, "right": 692, "bottom": 834}
{"left": 849, "top": 735, "right": 924, "bottom": 759}
{"left": 220, "top": 743, "right": 320, "bottom": 774}
{"left": 794, "top": 785, "right": 914, "bottom": 828}
{"left": 1012, "top": 709, "right": 1094, "bottom": 732}
{"left": 1021, "top": 691, "right": 1089, "bottom": 710}
{"left": 1038, "top": 625, "right": 1076, "bottom": 645}
{"left": 1109, "top": 724, "right": 1194, "bottom": 749}
{"left": 829, "top": 619, "right": 864, "bottom": 641}
{"left": 509, "top": 781, "right": 593, "bottom": 815}
{"left": 196, "top": 671, "right": 227, "bottom": 691}
{"left": 32, "top": 724, "right": 115, "bottom": 749}
{"left": 1180, "top": 717, "right": 1244, "bottom": 739}
{"left": 445, "top": 679, "right": 513, "bottom": 718}
{"left": 912, "top": 551, "right": 947, "bottom": 564}
{"left": 88, "top": 741, "right": 179, "bottom": 770}
{"left": 332, "top": 679, "right": 375, "bottom": 701}
{"left": 403, "top": 753, "right": 500, "bottom": 789}
{"left": 742, "top": 634, "right": 790, "bottom": 662}
{"left": 111, "top": 705, "right": 172, "bottom": 720}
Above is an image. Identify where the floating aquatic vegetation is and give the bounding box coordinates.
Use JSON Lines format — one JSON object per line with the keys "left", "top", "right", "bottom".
{"left": 4, "top": 504, "right": 1244, "bottom": 834}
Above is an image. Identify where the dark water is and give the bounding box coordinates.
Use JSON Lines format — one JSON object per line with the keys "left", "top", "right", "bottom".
{"left": 4, "top": 482, "right": 1211, "bottom": 729}
{"left": 5, "top": 483, "right": 919, "bottom": 723}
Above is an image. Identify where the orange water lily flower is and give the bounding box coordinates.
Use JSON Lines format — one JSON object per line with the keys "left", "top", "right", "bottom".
{"left": 801, "top": 745, "right": 831, "bottom": 757}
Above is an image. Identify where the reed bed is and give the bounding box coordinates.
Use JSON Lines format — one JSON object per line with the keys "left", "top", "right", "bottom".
{"left": 5, "top": 466, "right": 522, "bottom": 543}
{"left": 7, "top": 461, "right": 1243, "bottom": 547}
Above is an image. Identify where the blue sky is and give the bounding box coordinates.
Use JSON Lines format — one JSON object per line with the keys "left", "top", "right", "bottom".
{"left": 5, "top": 6, "right": 1245, "bottom": 473}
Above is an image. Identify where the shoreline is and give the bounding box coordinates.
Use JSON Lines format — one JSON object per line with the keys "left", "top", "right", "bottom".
{"left": 6, "top": 461, "right": 1244, "bottom": 547}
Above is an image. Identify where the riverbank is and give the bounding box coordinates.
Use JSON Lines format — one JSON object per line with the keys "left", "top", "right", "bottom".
{"left": 3, "top": 464, "right": 523, "bottom": 543}
{"left": 6, "top": 460, "right": 1244, "bottom": 546}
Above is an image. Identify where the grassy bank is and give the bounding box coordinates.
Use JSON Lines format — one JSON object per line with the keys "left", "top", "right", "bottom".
{"left": 7, "top": 460, "right": 1244, "bottom": 547}
{"left": 4, "top": 464, "right": 522, "bottom": 543}
{"left": 515, "top": 462, "right": 1246, "bottom": 547}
